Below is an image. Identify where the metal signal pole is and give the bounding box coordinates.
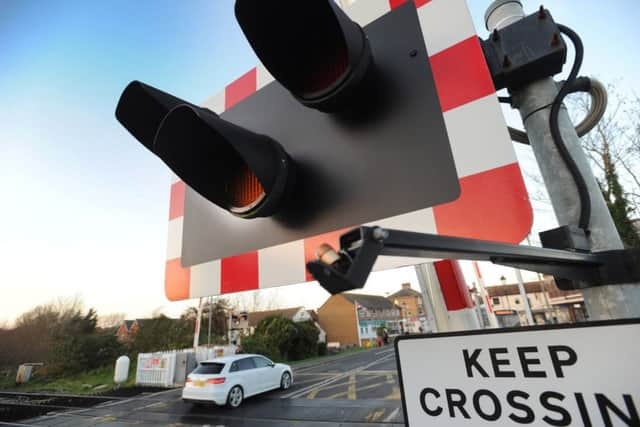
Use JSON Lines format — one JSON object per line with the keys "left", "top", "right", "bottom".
{"left": 485, "top": 0, "right": 640, "bottom": 320}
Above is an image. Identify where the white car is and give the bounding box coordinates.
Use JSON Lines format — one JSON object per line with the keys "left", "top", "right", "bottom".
{"left": 182, "top": 354, "right": 293, "bottom": 408}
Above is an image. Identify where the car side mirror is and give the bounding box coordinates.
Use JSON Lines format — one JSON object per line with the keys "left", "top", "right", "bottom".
{"left": 269, "top": 362, "right": 275, "bottom": 368}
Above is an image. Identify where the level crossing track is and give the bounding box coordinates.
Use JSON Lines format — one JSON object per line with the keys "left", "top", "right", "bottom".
{"left": 3, "top": 347, "right": 405, "bottom": 426}
{"left": 0, "top": 391, "right": 120, "bottom": 423}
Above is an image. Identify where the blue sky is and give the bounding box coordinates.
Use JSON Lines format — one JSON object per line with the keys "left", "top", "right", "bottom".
{"left": 1, "top": 0, "right": 639, "bottom": 323}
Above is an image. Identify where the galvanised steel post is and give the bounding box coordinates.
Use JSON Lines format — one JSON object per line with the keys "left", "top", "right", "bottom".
{"left": 485, "top": 0, "right": 640, "bottom": 319}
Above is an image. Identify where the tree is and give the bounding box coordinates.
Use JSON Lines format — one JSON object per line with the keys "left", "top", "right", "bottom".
{"left": 242, "top": 316, "right": 319, "bottom": 361}
{"left": 571, "top": 85, "right": 640, "bottom": 227}
{"left": 131, "top": 314, "right": 194, "bottom": 355}
{"left": 227, "top": 289, "right": 277, "bottom": 313}
{"left": 288, "top": 321, "right": 320, "bottom": 360}
{"left": 49, "top": 308, "right": 123, "bottom": 375}
{"left": 199, "top": 299, "right": 230, "bottom": 345}
{"left": 2, "top": 297, "right": 85, "bottom": 369}
{"left": 600, "top": 144, "right": 640, "bottom": 247}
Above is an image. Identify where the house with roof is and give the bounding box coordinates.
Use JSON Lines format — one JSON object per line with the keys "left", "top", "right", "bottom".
{"left": 486, "top": 277, "right": 587, "bottom": 327}
{"left": 388, "top": 283, "right": 426, "bottom": 333}
{"left": 115, "top": 319, "right": 149, "bottom": 343}
{"left": 228, "top": 307, "right": 326, "bottom": 345}
{"left": 317, "top": 293, "right": 402, "bottom": 347}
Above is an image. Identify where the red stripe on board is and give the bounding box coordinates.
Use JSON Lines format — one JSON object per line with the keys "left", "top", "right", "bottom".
{"left": 221, "top": 252, "right": 259, "bottom": 294}
{"left": 389, "top": 0, "right": 431, "bottom": 9}
{"left": 303, "top": 228, "right": 352, "bottom": 282}
{"left": 225, "top": 68, "right": 257, "bottom": 110}
{"left": 169, "top": 181, "right": 186, "bottom": 220}
{"left": 434, "top": 260, "right": 473, "bottom": 310}
{"left": 472, "top": 261, "right": 483, "bottom": 279}
{"left": 429, "top": 36, "right": 496, "bottom": 112}
{"left": 165, "top": 258, "right": 190, "bottom": 301}
{"left": 433, "top": 163, "right": 533, "bottom": 243}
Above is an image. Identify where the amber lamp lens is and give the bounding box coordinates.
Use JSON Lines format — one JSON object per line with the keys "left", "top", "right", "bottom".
{"left": 226, "top": 165, "right": 265, "bottom": 208}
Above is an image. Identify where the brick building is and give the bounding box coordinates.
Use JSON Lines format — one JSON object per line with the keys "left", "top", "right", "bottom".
{"left": 115, "top": 319, "right": 148, "bottom": 343}
{"left": 388, "top": 283, "right": 425, "bottom": 333}
{"left": 318, "top": 293, "right": 402, "bottom": 347}
{"left": 486, "top": 277, "right": 587, "bottom": 327}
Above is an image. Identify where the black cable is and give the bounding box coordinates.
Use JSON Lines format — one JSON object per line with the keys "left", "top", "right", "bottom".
{"left": 509, "top": 76, "right": 606, "bottom": 146}
{"left": 551, "top": 24, "right": 591, "bottom": 232}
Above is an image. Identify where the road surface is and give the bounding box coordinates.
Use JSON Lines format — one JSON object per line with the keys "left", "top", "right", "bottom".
{"left": 8, "top": 346, "right": 405, "bottom": 426}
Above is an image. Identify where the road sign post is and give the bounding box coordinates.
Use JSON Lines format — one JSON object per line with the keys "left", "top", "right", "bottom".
{"left": 395, "top": 319, "right": 640, "bottom": 426}
{"left": 485, "top": 0, "right": 640, "bottom": 320}
{"left": 415, "top": 261, "right": 481, "bottom": 333}
{"left": 472, "top": 261, "right": 499, "bottom": 328}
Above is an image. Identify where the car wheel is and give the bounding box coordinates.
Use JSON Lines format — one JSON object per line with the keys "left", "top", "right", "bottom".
{"left": 227, "top": 385, "right": 243, "bottom": 409}
{"left": 280, "top": 372, "right": 292, "bottom": 390}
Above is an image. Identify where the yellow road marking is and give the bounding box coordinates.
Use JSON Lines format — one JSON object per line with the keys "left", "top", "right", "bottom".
{"left": 365, "top": 409, "right": 386, "bottom": 422}
{"left": 359, "top": 370, "right": 397, "bottom": 375}
{"left": 294, "top": 373, "right": 336, "bottom": 377}
{"left": 306, "top": 377, "right": 350, "bottom": 394}
{"left": 306, "top": 388, "right": 320, "bottom": 399}
{"left": 384, "top": 386, "right": 401, "bottom": 400}
{"left": 306, "top": 373, "right": 391, "bottom": 399}
{"left": 347, "top": 374, "right": 356, "bottom": 400}
{"left": 327, "top": 380, "right": 387, "bottom": 399}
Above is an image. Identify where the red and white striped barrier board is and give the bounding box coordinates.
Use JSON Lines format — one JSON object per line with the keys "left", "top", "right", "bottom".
{"left": 164, "top": 0, "right": 533, "bottom": 301}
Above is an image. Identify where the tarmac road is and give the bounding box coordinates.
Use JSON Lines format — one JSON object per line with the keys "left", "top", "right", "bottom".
{"left": 7, "top": 346, "right": 405, "bottom": 427}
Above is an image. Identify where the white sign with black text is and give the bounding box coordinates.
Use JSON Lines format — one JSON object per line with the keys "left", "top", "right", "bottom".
{"left": 395, "top": 320, "right": 640, "bottom": 426}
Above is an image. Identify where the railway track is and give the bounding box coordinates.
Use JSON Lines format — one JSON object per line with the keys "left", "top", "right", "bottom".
{"left": 0, "top": 391, "right": 117, "bottom": 423}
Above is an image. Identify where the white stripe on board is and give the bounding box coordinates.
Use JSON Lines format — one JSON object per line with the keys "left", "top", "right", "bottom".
{"left": 369, "top": 207, "right": 439, "bottom": 270}
{"left": 189, "top": 259, "right": 221, "bottom": 298}
{"left": 166, "top": 217, "right": 184, "bottom": 260}
{"left": 201, "top": 90, "right": 225, "bottom": 113}
{"left": 257, "top": 65, "right": 275, "bottom": 90}
{"left": 418, "top": 0, "right": 477, "bottom": 56}
{"left": 346, "top": 0, "right": 390, "bottom": 27}
{"left": 258, "top": 240, "right": 307, "bottom": 288}
{"left": 443, "top": 94, "right": 516, "bottom": 178}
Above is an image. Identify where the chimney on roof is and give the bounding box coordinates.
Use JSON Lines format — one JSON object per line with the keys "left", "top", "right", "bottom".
{"left": 401, "top": 283, "right": 411, "bottom": 289}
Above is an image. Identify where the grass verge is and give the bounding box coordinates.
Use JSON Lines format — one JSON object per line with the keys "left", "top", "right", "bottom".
{"left": 0, "top": 364, "right": 137, "bottom": 395}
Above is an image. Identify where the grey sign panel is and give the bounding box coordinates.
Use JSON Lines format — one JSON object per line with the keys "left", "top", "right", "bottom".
{"left": 182, "top": 3, "right": 459, "bottom": 266}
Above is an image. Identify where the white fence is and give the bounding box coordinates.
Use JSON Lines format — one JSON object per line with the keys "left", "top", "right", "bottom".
{"left": 195, "top": 345, "right": 237, "bottom": 362}
{"left": 135, "top": 345, "right": 237, "bottom": 388}
{"left": 135, "top": 352, "right": 178, "bottom": 387}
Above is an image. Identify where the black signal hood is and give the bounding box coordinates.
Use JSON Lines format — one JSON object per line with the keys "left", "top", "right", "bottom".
{"left": 115, "top": 81, "right": 294, "bottom": 218}
{"left": 235, "top": 0, "right": 373, "bottom": 112}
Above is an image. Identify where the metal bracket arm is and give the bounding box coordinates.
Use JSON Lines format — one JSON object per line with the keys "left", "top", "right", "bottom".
{"left": 306, "top": 226, "right": 640, "bottom": 294}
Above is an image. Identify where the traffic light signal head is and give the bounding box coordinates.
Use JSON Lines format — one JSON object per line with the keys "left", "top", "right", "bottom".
{"left": 235, "top": 0, "right": 372, "bottom": 112}
{"left": 117, "top": 2, "right": 463, "bottom": 269}
{"left": 115, "top": 81, "right": 294, "bottom": 218}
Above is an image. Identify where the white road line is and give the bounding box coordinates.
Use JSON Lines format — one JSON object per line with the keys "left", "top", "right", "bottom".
{"left": 282, "top": 353, "right": 395, "bottom": 399}
{"left": 144, "top": 387, "right": 181, "bottom": 398}
{"left": 374, "top": 348, "right": 395, "bottom": 356}
{"left": 383, "top": 407, "right": 401, "bottom": 422}
{"left": 0, "top": 422, "right": 42, "bottom": 427}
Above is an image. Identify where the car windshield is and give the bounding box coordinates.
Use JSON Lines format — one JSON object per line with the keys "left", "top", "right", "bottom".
{"left": 192, "top": 362, "right": 225, "bottom": 374}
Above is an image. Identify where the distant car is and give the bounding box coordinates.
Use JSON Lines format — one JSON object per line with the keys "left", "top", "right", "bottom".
{"left": 182, "top": 354, "right": 293, "bottom": 408}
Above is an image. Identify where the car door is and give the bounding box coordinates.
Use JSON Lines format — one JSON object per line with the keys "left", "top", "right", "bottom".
{"left": 252, "top": 356, "right": 277, "bottom": 391}
{"left": 236, "top": 357, "right": 259, "bottom": 396}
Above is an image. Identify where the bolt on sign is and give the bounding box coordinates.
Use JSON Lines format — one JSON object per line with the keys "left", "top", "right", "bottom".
{"left": 164, "top": 0, "right": 532, "bottom": 301}
{"left": 395, "top": 319, "right": 640, "bottom": 426}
